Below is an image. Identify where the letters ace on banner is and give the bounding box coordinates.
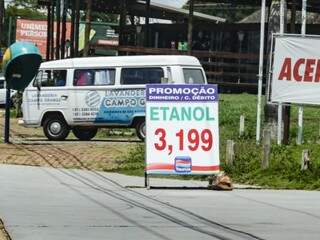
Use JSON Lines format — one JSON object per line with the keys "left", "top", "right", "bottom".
{"left": 271, "top": 35, "right": 320, "bottom": 105}
{"left": 146, "top": 84, "right": 220, "bottom": 175}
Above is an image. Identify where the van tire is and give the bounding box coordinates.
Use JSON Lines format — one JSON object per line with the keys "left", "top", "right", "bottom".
{"left": 135, "top": 119, "right": 146, "bottom": 141}
{"left": 72, "top": 127, "right": 98, "bottom": 141}
{"left": 43, "top": 116, "right": 70, "bottom": 141}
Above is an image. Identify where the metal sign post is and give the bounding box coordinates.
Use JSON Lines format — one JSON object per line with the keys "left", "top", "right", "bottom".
{"left": 4, "top": 84, "right": 11, "bottom": 143}
{"left": 256, "top": 0, "right": 266, "bottom": 144}
{"left": 276, "top": 0, "right": 286, "bottom": 145}
{"left": 297, "top": 0, "right": 307, "bottom": 145}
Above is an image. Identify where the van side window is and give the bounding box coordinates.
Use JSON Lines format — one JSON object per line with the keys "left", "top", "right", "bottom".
{"left": 121, "top": 68, "right": 164, "bottom": 85}
{"left": 183, "top": 68, "right": 205, "bottom": 84}
{"left": 33, "top": 70, "right": 67, "bottom": 87}
{"left": 73, "top": 69, "right": 115, "bottom": 86}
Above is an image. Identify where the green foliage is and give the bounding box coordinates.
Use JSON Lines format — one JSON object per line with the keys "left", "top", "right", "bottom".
{"left": 12, "top": 91, "right": 23, "bottom": 118}
{"left": 9, "top": 0, "right": 38, "bottom": 8}
{"left": 6, "top": 0, "right": 46, "bottom": 20}
{"left": 224, "top": 144, "right": 320, "bottom": 190}
{"left": 113, "top": 144, "right": 145, "bottom": 176}
{"left": 3, "top": 0, "right": 47, "bottom": 46}
{"left": 219, "top": 93, "right": 259, "bottom": 140}
{"left": 97, "top": 128, "right": 135, "bottom": 138}
{"left": 91, "top": 12, "right": 118, "bottom": 23}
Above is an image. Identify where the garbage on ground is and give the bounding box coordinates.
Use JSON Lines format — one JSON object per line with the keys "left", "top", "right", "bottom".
{"left": 208, "top": 173, "right": 233, "bottom": 191}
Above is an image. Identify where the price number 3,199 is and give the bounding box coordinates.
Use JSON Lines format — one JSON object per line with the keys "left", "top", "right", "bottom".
{"left": 154, "top": 128, "right": 213, "bottom": 155}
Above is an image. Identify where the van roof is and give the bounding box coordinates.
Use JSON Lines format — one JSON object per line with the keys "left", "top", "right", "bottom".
{"left": 40, "top": 55, "right": 202, "bottom": 69}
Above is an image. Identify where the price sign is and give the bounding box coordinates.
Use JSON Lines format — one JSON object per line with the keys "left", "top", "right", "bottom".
{"left": 146, "top": 84, "right": 219, "bottom": 175}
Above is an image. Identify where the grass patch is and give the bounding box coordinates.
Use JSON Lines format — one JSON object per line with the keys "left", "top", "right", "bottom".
{"left": 119, "top": 93, "right": 320, "bottom": 190}
{"left": 96, "top": 128, "right": 136, "bottom": 139}
{"left": 112, "top": 144, "right": 145, "bottom": 176}
{"left": 223, "top": 143, "right": 320, "bottom": 190}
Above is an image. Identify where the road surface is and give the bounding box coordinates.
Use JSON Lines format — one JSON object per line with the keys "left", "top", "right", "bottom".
{"left": 0, "top": 165, "right": 319, "bottom": 240}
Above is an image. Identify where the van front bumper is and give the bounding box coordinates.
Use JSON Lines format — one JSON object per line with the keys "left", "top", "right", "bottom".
{"left": 20, "top": 119, "right": 41, "bottom": 128}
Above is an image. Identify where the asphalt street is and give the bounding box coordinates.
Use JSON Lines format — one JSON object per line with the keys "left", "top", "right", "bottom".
{"left": 0, "top": 165, "right": 319, "bottom": 240}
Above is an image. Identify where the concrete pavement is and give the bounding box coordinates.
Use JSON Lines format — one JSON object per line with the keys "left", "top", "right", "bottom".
{"left": 0, "top": 165, "right": 319, "bottom": 240}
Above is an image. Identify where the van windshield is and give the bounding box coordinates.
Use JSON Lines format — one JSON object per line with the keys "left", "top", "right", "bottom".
{"left": 183, "top": 68, "right": 205, "bottom": 84}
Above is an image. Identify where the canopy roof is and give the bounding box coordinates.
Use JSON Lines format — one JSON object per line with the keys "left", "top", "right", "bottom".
{"left": 193, "top": 0, "right": 320, "bottom": 12}
{"left": 135, "top": 1, "right": 225, "bottom": 22}
{"left": 38, "top": 0, "right": 225, "bottom": 23}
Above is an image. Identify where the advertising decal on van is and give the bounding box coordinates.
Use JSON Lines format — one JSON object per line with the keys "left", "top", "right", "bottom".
{"left": 26, "top": 93, "right": 61, "bottom": 105}
{"left": 72, "top": 89, "right": 145, "bottom": 124}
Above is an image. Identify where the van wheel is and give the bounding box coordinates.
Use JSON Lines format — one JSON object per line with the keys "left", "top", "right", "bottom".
{"left": 72, "top": 127, "right": 98, "bottom": 141}
{"left": 135, "top": 119, "right": 146, "bottom": 141}
{"left": 43, "top": 116, "right": 70, "bottom": 141}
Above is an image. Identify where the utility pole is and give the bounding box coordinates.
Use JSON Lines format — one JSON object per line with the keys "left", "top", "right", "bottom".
{"left": 83, "top": 0, "right": 92, "bottom": 57}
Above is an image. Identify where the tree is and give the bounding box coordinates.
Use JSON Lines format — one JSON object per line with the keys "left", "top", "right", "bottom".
{"left": 4, "top": 0, "right": 47, "bottom": 47}
{"left": 84, "top": 0, "right": 92, "bottom": 57}
{"left": 6, "top": 0, "right": 47, "bottom": 20}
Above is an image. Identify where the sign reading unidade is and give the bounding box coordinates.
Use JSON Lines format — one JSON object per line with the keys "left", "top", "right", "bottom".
{"left": 271, "top": 35, "right": 320, "bottom": 105}
{"left": 16, "top": 19, "right": 71, "bottom": 58}
{"left": 146, "top": 84, "right": 219, "bottom": 175}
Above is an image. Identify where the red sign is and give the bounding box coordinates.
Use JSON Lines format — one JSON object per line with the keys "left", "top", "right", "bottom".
{"left": 16, "top": 19, "right": 71, "bottom": 58}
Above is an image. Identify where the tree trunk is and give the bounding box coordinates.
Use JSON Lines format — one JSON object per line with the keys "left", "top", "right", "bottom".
{"left": 13, "top": 91, "right": 23, "bottom": 118}
{"left": 187, "top": 0, "right": 194, "bottom": 55}
{"left": 0, "top": 0, "right": 4, "bottom": 45}
{"left": 83, "top": 0, "right": 92, "bottom": 57}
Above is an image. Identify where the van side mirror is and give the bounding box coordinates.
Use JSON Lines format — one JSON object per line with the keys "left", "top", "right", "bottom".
{"left": 35, "top": 78, "right": 41, "bottom": 91}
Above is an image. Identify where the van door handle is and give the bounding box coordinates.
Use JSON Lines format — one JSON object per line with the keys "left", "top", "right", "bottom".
{"left": 61, "top": 95, "right": 68, "bottom": 100}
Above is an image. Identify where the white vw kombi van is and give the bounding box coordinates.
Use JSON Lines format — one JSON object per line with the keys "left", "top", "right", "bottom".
{"left": 22, "top": 55, "right": 207, "bottom": 141}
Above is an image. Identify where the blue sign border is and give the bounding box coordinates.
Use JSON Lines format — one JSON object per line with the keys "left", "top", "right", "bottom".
{"left": 146, "top": 84, "right": 218, "bottom": 102}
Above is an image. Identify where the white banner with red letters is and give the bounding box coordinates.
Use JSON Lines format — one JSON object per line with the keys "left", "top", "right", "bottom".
{"left": 271, "top": 35, "right": 320, "bottom": 105}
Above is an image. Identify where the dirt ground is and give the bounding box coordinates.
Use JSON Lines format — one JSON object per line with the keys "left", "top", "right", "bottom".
{"left": 0, "top": 219, "right": 9, "bottom": 240}
{"left": 0, "top": 116, "right": 139, "bottom": 172}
